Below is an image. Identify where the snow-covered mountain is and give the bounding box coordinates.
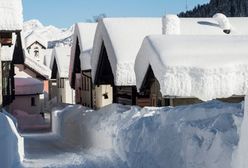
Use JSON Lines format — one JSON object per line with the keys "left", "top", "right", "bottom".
{"left": 23, "top": 19, "right": 74, "bottom": 48}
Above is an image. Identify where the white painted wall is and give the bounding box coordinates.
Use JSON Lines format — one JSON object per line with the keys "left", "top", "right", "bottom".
{"left": 94, "top": 85, "right": 113, "bottom": 109}
{"left": 10, "top": 95, "right": 41, "bottom": 114}
{"left": 27, "top": 42, "right": 46, "bottom": 63}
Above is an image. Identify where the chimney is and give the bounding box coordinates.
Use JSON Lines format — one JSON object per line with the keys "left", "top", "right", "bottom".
{"left": 162, "top": 14, "right": 181, "bottom": 35}
{"left": 213, "top": 13, "right": 231, "bottom": 34}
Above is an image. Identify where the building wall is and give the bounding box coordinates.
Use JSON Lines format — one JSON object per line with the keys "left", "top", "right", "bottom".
{"left": 56, "top": 74, "right": 75, "bottom": 104}
{"left": 27, "top": 42, "right": 46, "bottom": 63}
{"left": 14, "top": 64, "right": 48, "bottom": 112}
{"left": 94, "top": 85, "right": 113, "bottom": 109}
{"left": 10, "top": 94, "right": 41, "bottom": 114}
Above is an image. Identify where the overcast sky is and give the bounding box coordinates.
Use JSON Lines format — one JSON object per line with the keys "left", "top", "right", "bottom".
{"left": 23, "top": 0, "right": 210, "bottom": 28}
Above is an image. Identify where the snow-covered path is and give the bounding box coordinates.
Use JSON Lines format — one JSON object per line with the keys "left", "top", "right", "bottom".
{"left": 21, "top": 133, "right": 126, "bottom": 168}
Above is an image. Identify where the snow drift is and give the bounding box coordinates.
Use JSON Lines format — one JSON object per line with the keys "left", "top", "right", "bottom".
{"left": 51, "top": 101, "right": 242, "bottom": 168}
{"left": 0, "top": 111, "right": 24, "bottom": 168}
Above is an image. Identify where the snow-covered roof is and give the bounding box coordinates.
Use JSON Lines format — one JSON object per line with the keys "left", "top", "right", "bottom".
{"left": 25, "top": 32, "right": 47, "bottom": 48}
{"left": 51, "top": 46, "right": 71, "bottom": 78}
{"left": 91, "top": 18, "right": 162, "bottom": 86}
{"left": 0, "top": 0, "right": 23, "bottom": 31}
{"left": 24, "top": 51, "right": 51, "bottom": 79}
{"left": 15, "top": 77, "right": 43, "bottom": 95}
{"left": 44, "top": 49, "right": 53, "bottom": 67}
{"left": 91, "top": 17, "right": 248, "bottom": 86}
{"left": 69, "top": 23, "right": 97, "bottom": 87}
{"left": 135, "top": 35, "right": 248, "bottom": 101}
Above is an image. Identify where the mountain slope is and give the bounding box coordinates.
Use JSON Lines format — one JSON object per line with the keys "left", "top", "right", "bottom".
{"left": 23, "top": 20, "right": 74, "bottom": 48}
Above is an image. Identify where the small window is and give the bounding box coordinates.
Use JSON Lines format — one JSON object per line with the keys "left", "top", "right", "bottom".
{"left": 59, "top": 79, "right": 64, "bottom": 88}
{"left": 31, "top": 97, "right": 36, "bottom": 106}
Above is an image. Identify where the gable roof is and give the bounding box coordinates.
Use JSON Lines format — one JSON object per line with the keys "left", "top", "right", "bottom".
{"left": 0, "top": 0, "right": 23, "bottom": 31}
{"left": 91, "top": 17, "right": 248, "bottom": 87}
{"left": 135, "top": 35, "right": 248, "bottom": 101}
{"left": 91, "top": 18, "right": 162, "bottom": 86}
{"left": 69, "top": 23, "right": 97, "bottom": 88}
{"left": 51, "top": 46, "right": 71, "bottom": 78}
{"left": 25, "top": 32, "right": 47, "bottom": 49}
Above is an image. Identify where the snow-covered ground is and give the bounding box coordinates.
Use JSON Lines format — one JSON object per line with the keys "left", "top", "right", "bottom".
{"left": 19, "top": 100, "right": 243, "bottom": 168}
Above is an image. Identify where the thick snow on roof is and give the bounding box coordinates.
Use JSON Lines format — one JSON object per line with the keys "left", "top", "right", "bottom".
{"left": 1, "top": 33, "right": 17, "bottom": 61}
{"left": 91, "top": 18, "right": 162, "bottom": 86}
{"left": 135, "top": 35, "right": 248, "bottom": 101}
{"left": 69, "top": 23, "right": 97, "bottom": 84}
{"left": 15, "top": 77, "right": 43, "bottom": 95}
{"left": 25, "top": 32, "right": 48, "bottom": 48}
{"left": 51, "top": 46, "right": 71, "bottom": 78}
{"left": 25, "top": 51, "right": 51, "bottom": 79}
{"left": 0, "top": 0, "right": 23, "bottom": 31}
{"left": 91, "top": 17, "right": 248, "bottom": 86}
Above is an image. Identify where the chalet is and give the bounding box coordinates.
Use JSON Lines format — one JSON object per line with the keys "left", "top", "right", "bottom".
{"left": 25, "top": 32, "right": 47, "bottom": 63}
{"left": 91, "top": 18, "right": 162, "bottom": 106}
{"left": 134, "top": 14, "right": 248, "bottom": 106}
{"left": 50, "top": 46, "right": 75, "bottom": 104}
{"left": 69, "top": 23, "right": 102, "bottom": 108}
{"left": 135, "top": 35, "right": 248, "bottom": 105}
{"left": 0, "top": 0, "right": 23, "bottom": 110}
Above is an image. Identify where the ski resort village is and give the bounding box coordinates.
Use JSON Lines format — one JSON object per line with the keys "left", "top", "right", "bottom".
{"left": 3, "top": 0, "right": 248, "bottom": 167}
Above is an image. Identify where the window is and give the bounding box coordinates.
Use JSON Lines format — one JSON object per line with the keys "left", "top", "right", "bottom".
{"left": 34, "top": 46, "right": 39, "bottom": 58}
{"left": 31, "top": 97, "right": 36, "bottom": 106}
{"left": 59, "top": 79, "right": 64, "bottom": 88}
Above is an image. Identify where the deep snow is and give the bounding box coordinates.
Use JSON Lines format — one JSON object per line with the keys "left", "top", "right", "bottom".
{"left": 21, "top": 100, "right": 243, "bottom": 168}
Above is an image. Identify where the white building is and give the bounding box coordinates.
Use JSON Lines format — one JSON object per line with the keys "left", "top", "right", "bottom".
{"left": 25, "top": 32, "right": 47, "bottom": 63}
{"left": 50, "top": 46, "right": 75, "bottom": 104}
{"left": 69, "top": 23, "right": 103, "bottom": 108}
{"left": 135, "top": 14, "right": 248, "bottom": 106}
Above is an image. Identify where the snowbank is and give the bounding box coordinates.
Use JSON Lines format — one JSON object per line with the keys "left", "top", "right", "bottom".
{"left": 0, "top": 112, "right": 24, "bottom": 168}
{"left": 51, "top": 101, "right": 242, "bottom": 168}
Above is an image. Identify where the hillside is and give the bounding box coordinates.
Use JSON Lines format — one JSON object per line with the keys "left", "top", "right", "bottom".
{"left": 179, "top": 0, "right": 248, "bottom": 17}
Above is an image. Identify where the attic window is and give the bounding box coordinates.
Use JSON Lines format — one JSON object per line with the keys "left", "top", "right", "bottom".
{"left": 34, "top": 46, "right": 39, "bottom": 58}
{"left": 223, "top": 29, "right": 231, "bottom": 34}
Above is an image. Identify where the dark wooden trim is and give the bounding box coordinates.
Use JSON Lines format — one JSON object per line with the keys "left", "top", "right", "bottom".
{"left": 71, "top": 38, "right": 81, "bottom": 89}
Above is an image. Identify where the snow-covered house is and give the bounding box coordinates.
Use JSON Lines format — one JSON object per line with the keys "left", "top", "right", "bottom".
{"left": 0, "top": 0, "right": 24, "bottom": 108}
{"left": 69, "top": 23, "right": 99, "bottom": 108}
{"left": 135, "top": 14, "right": 248, "bottom": 106}
{"left": 25, "top": 32, "right": 47, "bottom": 63}
{"left": 12, "top": 51, "right": 51, "bottom": 114}
{"left": 91, "top": 18, "right": 162, "bottom": 106}
{"left": 50, "top": 46, "right": 75, "bottom": 104}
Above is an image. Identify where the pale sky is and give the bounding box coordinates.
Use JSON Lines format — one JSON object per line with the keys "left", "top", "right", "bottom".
{"left": 23, "top": 0, "right": 210, "bottom": 28}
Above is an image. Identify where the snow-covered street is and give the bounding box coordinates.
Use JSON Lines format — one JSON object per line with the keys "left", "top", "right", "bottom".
{"left": 22, "top": 133, "right": 126, "bottom": 168}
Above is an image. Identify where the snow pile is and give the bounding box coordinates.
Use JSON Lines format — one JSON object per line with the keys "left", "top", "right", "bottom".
{"left": 51, "top": 101, "right": 242, "bottom": 168}
{"left": 213, "top": 13, "right": 231, "bottom": 30}
{"left": 162, "top": 15, "right": 181, "bottom": 34}
{"left": 135, "top": 35, "right": 248, "bottom": 101}
{"left": 0, "top": 111, "right": 24, "bottom": 168}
